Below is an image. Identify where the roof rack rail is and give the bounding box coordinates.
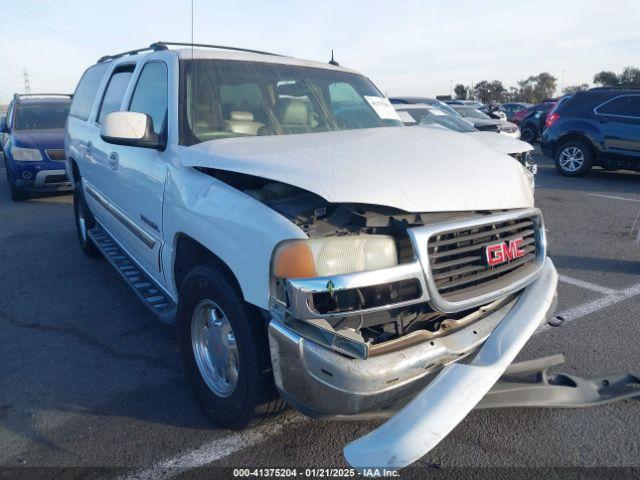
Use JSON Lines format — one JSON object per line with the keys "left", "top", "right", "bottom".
{"left": 149, "top": 41, "right": 287, "bottom": 58}
{"left": 97, "top": 43, "right": 168, "bottom": 63}
{"left": 14, "top": 93, "right": 72, "bottom": 99}
{"left": 588, "top": 85, "right": 640, "bottom": 91}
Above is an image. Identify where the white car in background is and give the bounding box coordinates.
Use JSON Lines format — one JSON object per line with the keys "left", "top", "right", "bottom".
{"left": 452, "top": 105, "right": 521, "bottom": 138}
{"left": 395, "top": 104, "right": 536, "bottom": 174}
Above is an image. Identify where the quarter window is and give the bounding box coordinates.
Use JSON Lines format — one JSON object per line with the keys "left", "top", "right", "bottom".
{"left": 69, "top": 63, "right": 109, "bottom": 121}
{"left": 97, "top": 66, "right": 135, "bottom": 124}
{"left": 596, "top": 95, "right": 640, "bottom": 117}
{"left": 129, "top": 62, "right": 168, "bottom": 135}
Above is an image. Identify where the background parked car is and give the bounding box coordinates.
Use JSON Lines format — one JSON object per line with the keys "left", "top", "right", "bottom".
{"left": 394, "top": 103, "right": 536, "bottom": 173}
{"left": 518, "top": 101, "right": 556, "bottom": 142}
{"left": 478, "top": 103, "right": 507, "bottom": 121}
{"left": 452, "top": 105, "right": 521, "bottom": 138}
{"left": 390, "top": 96, "right": 503, "bottom": 132}
{"left": 1, "top": 94, "right": 72, "bottom": 201}
{"left": 503, "top": 102, "right": 533, "bottom": 123}
{"left": 541, "top": 89, "right": 640, "bottom": 176}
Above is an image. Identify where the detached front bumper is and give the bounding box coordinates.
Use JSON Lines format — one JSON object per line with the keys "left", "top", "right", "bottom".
{"left": 269, "top": 258, "right": 558, "bottom": 420}
{"left": 343, "top": 258, "right": 558, "bottom": 470}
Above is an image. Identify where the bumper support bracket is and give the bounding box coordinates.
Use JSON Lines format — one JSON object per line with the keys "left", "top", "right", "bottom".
{"left": 478, "top": 353, "right": 640, "bottom": 409}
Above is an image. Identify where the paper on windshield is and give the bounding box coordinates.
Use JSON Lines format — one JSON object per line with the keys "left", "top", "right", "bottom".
{"left": 364, "top": 96, "right": 402, "bottom": 121}
{"left": 429, "top": 108, "right": 447, "bottom": 116}
{"left": 396, "top": 110, "right": 416, "bottom": 123}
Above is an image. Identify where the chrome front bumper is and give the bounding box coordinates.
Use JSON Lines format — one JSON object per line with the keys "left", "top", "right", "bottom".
{"left": 268, "top": 259, "right": 558, "bottom": 419}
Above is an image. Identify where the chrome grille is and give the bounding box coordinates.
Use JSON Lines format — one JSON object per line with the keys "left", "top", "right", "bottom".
{"left": 408, "top": 208, "right": 546, "bottom": 313}
{"left": 429, "top": 216, "right": 539, "bottom": 300}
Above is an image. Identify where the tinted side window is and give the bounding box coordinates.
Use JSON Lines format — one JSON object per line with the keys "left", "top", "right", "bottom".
{"left": 5, "top": 101, "right": 14, "bottom": 128}
{"left": 97, "top": 66, "right": 135, "bottom": 124}
{"left": 129, "top": 62, "right": 168, "bottom": 135}
{"left": 69, "top": 63, "right": 108, "bottom": 120}
{"left": 597, "top": 95, "right": 640, "bottom": 117}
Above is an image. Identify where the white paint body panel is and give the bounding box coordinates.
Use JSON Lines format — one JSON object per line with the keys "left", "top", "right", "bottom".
{"left": 183, "top": 127, "right": 535, "bottom": 213}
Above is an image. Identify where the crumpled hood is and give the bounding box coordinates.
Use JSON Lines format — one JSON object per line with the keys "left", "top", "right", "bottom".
{"left": 12, "top": 129, "right": 65, "bottom": 149}
{"left": 467, "top": 131, "right": 534, "bottom": 156}
{"left": 184, "top": 127, "right": 534, "bottom": 213}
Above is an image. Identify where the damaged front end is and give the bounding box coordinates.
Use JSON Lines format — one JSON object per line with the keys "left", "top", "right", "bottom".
{"left": 204, "top": 169, "right": 558, "bottom": 468}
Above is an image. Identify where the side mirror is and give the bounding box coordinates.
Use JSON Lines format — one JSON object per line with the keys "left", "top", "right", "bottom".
{"left": 100, "top": 111, "right": 164, "bottom": 150}
{"left": 0, "top": 118, "right": 7, "bottom": 134}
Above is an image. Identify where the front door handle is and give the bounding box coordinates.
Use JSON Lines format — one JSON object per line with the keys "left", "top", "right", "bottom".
{"left": 108, "top": 152, "right": 119, "bottom": 170}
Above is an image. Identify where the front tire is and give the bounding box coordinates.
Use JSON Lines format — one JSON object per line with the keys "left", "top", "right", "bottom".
{"left": 6, "top": 166, "right": 27, "bottom": 201}
{"left": 520, "top": 125, "right": 536, "bottom": 143}
{"left": 73, "top": 183, "right": 99, "bottom": 257}
{"left": 555, "top": 140, "right": 593, "bottom": 177}
{"left": 177, "top": 264, "right": 283, "bottom": 429}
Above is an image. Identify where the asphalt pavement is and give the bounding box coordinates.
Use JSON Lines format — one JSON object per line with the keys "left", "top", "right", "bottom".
{"left": 1, "top": 150, "right": 639, "bottom": 479}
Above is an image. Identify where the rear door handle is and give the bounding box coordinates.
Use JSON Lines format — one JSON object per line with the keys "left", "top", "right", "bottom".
{"left": 108, "top": 152, "right": 119, "bottom": 170}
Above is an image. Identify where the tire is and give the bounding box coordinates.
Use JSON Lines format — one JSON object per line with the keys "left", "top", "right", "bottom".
{"left": 6, "top": 166, "right": 27, "bottom": 201}
{"left": 520, "top": 125, "right": 536, "bottom": 143}
{"left": 177, "top": 264, "right": 284, "bottom": 429}
{"left": 555, "top": 140, "right": 593, "bottom": 177}
{"left": 73, "top": 183, "right": 99, "bottom": 257}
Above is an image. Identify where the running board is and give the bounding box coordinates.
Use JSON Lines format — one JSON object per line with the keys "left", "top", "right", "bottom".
{"left": 477, "top": 354, "right": 640, "bottom": 409}
{"left": 88, "top": 224, "right": 176, "bottom": 324}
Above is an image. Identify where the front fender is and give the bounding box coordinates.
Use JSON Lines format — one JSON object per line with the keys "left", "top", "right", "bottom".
{"left": 162, "top": 164, "right": 306, "bottom": 309}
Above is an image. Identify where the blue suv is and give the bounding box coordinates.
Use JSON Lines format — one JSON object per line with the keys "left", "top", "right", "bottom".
{"left": 541, "top": 89, "right": 640, "bottom": 176}
{"left": 1, "top": 94, "right": 72, "bottom": 200}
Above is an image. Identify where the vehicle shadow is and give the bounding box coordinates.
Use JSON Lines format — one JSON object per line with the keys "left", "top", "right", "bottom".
{"left": 552, "top": 254, "right": 640, "bottom": 276}
{"left": 534, "top": 153, "right": 640, "bottom": 197}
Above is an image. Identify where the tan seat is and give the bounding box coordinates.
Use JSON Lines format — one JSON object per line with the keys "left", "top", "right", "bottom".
{"left": 224, "top": 111, "right": 264, "bottom": 135}
{"left": 274, "top": 99, "right": 312, "bottom": 134}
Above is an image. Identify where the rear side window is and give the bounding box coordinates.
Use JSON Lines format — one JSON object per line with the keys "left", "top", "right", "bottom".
{"left": 97, "top": 65, "right": 135, "bottom": 124}
{"left": 128, "top": 62, "right": 168, "bottom": 135}
{"left": 596, "top": 95, "right": 640, "bottom": 118}
{"left": 69, "top": 63, "right": 108, "bottom": 121}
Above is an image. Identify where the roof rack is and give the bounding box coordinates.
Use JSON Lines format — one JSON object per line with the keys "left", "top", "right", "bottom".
{"left": 97, "top": 42, "right": 287, "bottom": 64}
{"left": 97, "top": 44, "right": 168, "bottom": 63}
{"left": 150, "top": 41, "right": 287, "bottom": 58}
{"left": 14, "top": 93, "right": 72, "bottom": 99}
{"left": 588, "top": 86, "right": 640, "bottom": 91}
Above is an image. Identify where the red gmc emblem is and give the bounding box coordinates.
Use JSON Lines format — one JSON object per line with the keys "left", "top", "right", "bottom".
{"left": 485, "top": 238, "right": 526, "bottom": 267}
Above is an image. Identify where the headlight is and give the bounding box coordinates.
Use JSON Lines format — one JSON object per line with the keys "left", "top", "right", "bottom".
{"left": 272, "top": 235, "right": 398, "bottom": 279}
{"left": 12, "top": 146, "right": 43, "bottom": 161}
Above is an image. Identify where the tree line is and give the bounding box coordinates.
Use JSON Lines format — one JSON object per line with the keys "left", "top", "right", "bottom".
{"left": 453, "top": 66, "right": 640, "bottom": 104}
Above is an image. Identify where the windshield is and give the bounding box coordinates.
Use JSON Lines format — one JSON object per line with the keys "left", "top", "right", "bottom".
{"left": 180, "top": 60, "right": 402, "bottom": 145}
{"left": 455, "top": 106, "right": 491, "bottom": 119}
{"left": 14, "top": 101, "right": 70, "bottom": 130}
{"left": 397, "top": 108, "right": 476, "bottom": 133}
{"left": 434, "top": 101, "right": 461, "bottom": 117}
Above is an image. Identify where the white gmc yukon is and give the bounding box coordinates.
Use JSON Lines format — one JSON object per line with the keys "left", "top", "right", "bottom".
{"left": 65, "top": 43, "right": 557, "bottom": 469}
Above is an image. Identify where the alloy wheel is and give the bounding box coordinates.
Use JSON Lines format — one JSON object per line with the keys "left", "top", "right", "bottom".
{"left": 558, "top": 146, "right": 585, "bottom": 173}
{"left": 191, "top": 299, "right": 239, "bottom": 398}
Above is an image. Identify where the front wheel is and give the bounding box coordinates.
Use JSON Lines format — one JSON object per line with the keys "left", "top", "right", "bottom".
{"left": 6, "top": 166, "right": 27, "bottom": 201}
{"left": 520, "top": 125, "right": 536, "bottom": 143}
{"left": 177, "top": 264, "right": 284, "bottom": 429}
{"left": 555, "top": 140, "right": 593, "bottom": 177}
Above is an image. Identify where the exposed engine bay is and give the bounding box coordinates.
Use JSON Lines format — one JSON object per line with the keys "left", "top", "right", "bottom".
{"left": 202, "top": 167, "right": 489, "bottom": 348}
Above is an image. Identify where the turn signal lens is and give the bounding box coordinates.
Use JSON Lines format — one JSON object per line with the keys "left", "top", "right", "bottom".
{"left": 272, "top": 241, "right": 316, "bottom": 278}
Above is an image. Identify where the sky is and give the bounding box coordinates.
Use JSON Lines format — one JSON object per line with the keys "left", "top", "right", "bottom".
{"left": 1, "top": 0, "right": 639, "bottom": 104}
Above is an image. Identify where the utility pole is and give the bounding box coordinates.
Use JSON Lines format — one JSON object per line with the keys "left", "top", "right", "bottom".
{"left": 23, "top": 68, "right": 31, "bottom": 94}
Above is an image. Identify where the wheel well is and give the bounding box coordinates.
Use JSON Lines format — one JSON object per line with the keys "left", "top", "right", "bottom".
{"left": 69, "top": 158, "right": 81, "bottom": 183}
{"left": 173, "top": 234, "right": 244, "bottom": 298}
{"left": 554, "top": 134, "right": 595, "bottom": 159}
